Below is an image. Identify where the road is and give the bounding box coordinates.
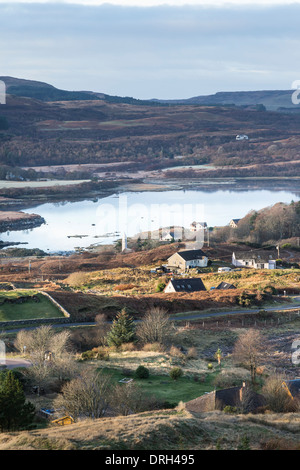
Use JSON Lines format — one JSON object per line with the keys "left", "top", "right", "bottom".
{"left": 169, "top": 296, "right": 300, "bottom": 322}
{"left": 1, "top": 358, "right": 32, "bottom": 369}
{"left": 3, "top": 297, "right": 300, "bottom": 334}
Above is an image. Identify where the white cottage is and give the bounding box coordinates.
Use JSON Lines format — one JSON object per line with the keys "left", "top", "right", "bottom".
{"left": 232, "top": 251, "right": 277, "bottom": 270}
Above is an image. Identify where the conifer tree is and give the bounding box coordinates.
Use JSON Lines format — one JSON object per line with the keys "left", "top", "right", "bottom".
{"left": 107, "top": 308, "right": 135, "bottom": 348}
{"left": 0, "top": 370, "right": 35, "bottom": 432}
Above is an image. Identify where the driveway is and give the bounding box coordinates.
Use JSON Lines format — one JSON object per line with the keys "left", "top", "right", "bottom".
{"left": 1, "top": 358, "right": 32, "bottom": 369}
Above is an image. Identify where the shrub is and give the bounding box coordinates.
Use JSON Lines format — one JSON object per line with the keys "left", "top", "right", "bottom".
{"left": 223, "top": 405, "right": 237, "bottom": 414}
{"left": 169, "top": 345, "right": 183, "bottom": 357}
{"left": 143, "top": 342, "right": 164, "bottom": 352}
{"left": 156, "top": 282, "right": 166, "bottom": 292}
{"left": 95, "top": 347, "right": 110, "bottom": 361}
{"left": 81, "top": 350, "right": 96, "bottom": 361}
{"left": 134, "top": 365, "right": 150, "bottom": 379}
{"left": 169, "top": 367, "right": 183, "bottom": 381}
{"left": 186, "top": 347, "right": 198, "bottom": 359}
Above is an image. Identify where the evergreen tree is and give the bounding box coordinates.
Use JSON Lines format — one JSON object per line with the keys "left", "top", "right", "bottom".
{"left": 107, "top": 309, "right": 136, "bottom": 348}
{"left": 0, "top": 370, "right": 35, "bottom": 432}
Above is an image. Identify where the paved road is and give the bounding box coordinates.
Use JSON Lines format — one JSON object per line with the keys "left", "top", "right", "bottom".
{"left": 3, "top": 297, "right": 300, "bottom": 333}
{"left": 170, "top": 297, "right": 300, "bottom": 322}
{"left": 1, "top": 358, "right": 32, "bottom": 369}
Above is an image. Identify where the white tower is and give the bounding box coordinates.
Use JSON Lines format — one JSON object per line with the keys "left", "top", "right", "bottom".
{"left": 122, "top": 232, "right": 127, "bottom": 252}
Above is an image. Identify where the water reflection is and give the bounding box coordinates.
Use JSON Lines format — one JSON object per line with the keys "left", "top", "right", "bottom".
{"left": 0, "top": 188, "right": 299, "bottom": 253}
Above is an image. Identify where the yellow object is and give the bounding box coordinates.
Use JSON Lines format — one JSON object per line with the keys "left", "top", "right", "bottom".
{"left": 51, "top": 416, "right": 74, "bottom": 426}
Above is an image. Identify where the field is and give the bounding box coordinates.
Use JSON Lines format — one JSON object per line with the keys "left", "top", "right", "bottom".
{"left": 0, "top": 290, "right": 64, "bottom": 321}
{"left": 100, "top": 366, "right": 218, "bottom": 405}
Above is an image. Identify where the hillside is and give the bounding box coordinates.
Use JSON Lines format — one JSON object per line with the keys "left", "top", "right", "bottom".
{"left": 0, "top": 408, "right": 299, "bottom": 450}
{"left": 155, "top": 89, "right": 298, "bottom": 112}
{"left": 1, "top": 78, "right": 300, "bottom": 175}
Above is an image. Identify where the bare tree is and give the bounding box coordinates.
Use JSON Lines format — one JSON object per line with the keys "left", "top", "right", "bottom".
{"left": 54, "top": 370, "right": 112, "bottom": 420}
{"left": 232, "top": 329, "right": 265, "bottom": 384}
{"left": 94, "top": 313, "right": 110, "bottom": 346}
{"left": 15, "top": 326, "right": 75, "bottom": 394}
{"left": 136, "top": 307, "right": 174, "bottom": 346}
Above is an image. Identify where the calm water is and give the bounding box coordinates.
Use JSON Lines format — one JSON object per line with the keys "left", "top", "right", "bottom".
{"left": 1, "top": 188, "right": 299, "bottom": 253}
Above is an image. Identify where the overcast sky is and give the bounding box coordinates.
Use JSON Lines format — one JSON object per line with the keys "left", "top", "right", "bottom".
{"left": 1, "top": 1, "right": 300, "bottom": 99}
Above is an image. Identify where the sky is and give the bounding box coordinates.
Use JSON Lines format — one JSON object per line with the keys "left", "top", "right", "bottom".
{"left": 1, "top": 0, "right": 300, "bottom": 99}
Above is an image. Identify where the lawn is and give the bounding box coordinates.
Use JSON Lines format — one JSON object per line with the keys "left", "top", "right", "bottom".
{"left": 0, "top": 291, "right": 64, "bottom": 321}
{"left": 99, "top": 366, "right": 219, "bottom": 405}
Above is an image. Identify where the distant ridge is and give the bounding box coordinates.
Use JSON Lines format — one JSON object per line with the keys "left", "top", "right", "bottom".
{"left": 0, "top": 76, "right": 163, "bottom": 106}
{"left": 152, "top": 89, "right": 296, "bottom": 111}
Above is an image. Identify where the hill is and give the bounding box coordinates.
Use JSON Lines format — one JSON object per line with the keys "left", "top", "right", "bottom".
{"left": 0, "top": 408, "right": 299, "bottom": 450}
{"left": 154, "top": 89, "right": 297, "bottom": 112}
{"left": 1, "top": 77, "right": 300, "bottom": 176}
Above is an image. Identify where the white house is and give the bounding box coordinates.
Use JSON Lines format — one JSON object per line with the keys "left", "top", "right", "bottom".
{"left": 167, "top": 249, "right": 208, "bottom": 271}
{"left": 229, "top": 219, "right": 241, "bottom": 228}
{"left": 232, "top": 251, "right": 277, "bottom": 270}
{"left": 164, "top": 277, "right": 206, "bottom": 293}
{"left": 189, "top": 221, "right": 207, "bottom": 232}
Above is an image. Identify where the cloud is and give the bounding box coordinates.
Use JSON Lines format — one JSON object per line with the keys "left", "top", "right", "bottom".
{"left": 0, "top": 2, "right": 300, "bottom": 99}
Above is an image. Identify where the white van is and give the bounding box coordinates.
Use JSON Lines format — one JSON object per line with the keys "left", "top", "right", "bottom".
{"left": 218, "top": 267, "right": 232, "bottom": 273}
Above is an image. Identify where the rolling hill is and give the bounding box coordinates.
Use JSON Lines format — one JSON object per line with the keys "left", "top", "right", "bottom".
{"left": 1, "top": 77, "right": 300, "bottom": 175}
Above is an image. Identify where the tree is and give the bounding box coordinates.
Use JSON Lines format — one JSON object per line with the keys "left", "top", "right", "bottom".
{"left": 15, "top": 326, "right": 74, "bottom": 394}
{"left": 232, "top": 329, "right": 264, "bottom": 384}
{"left": 94, "top": 313, "right": 110, "bottom": 347}
{"left": 54, "top": 370, "right": 112, "bottom": 421}
{"left": 0, "top": 370, "right": 35, "bottom": 432}
{"left": 136, "top": 307, "right": 174, "bottom": 346}
{"left": 107, "top": 309, "right": 136, "bottom": 348}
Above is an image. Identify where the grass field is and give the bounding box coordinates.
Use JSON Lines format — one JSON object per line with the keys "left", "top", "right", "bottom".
{"left": 99, "top": 366, "right": 218, "bottom": 405}
{"left": 0, "top": 290, "right": 64, "bottom": 321}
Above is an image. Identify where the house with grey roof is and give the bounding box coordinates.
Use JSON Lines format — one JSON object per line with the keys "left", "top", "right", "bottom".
{"left": 167, "top": 249, "right": 208, "bottom": 271}
{"left": 186, "top": 383, "right": 265, "bottom": 413}
{"left": 164, "top": 277, "right": 206, "bottom": 293}
{"left": 215, "top": 281, "right": 236, "bottom": 290}
{"left": 232, "top": 251, "right": 277, "bottom": 270}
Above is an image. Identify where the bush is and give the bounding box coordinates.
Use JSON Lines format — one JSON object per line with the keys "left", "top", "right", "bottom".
{"left": 156, "top": 282, "right": 166, "bottom": 292}
{"left": 223, "top": 405, "right": 237, "bottom": 414}
{"left": 186, "top": 347, "right": 198, "bottom": 359}
{"left": 169, "top": 367, "right": 183, "bottom": 381}
{"left": 81, "top": 350, "right": 96, "bottom": 361}
{"left": 143, "top": 342, "right": 164, "bottom": 352}
{"left": 134, "top": 365, "right": 150, "bottom": 379}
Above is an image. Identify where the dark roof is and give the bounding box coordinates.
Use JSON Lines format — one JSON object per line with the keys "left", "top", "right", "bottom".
{"left": 284, "top": 380, "right": 300, "bottom": 397}
{"left": 167, "top": 277, "right": 206, "bottom": 292}
{"left": 175, "top": 249, "right": 207, "bottom": 261}
{"left": 216, "top": 281, "right": 236, "bottom": 290}
{"left": 233, "top": 251, "right": 277, "bottom": 262}
{"left": 231, "top": 219, "right": 241, "bottom": 224}
{"left": 215, "top": 387, "right": 241, "bottom": 409}
{"left": 215, "top": 386, "right": 266, "bottom": 411}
